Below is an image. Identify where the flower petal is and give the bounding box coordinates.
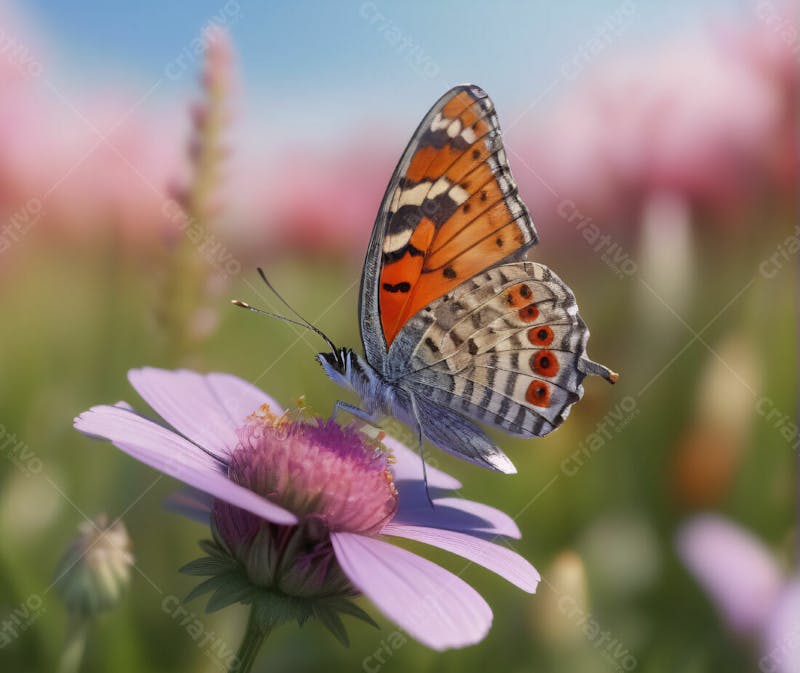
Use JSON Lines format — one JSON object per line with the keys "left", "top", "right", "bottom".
{"left": 127, "top": 367, "right": 280, "bottom": 459}
{"left": 331, "top": 532, "right": 492, "bottom": 650}
{"left": 762, "top": 578, "right": 800, "bottom": 673}
{"left": 394, "top": 484, "right": 521, "bottom": 539}
{"left": 206, "top": 371, "right": 281, "bottom": 425}
{"left": 74, "top": 404, "right": 297, "bottom": 526}
{"left": 382, "top": 522, "right": 539, "bottom": 592}
{"left": 382, "top": 434, "right": 461, "bottom": 490}
{"left": 676, "top": 514, "right": 782, "bottom": 636}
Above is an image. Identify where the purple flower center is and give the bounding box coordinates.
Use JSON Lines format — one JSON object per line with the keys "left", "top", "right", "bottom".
{"left": 223, "top": 405, "right": 398, "bottom": 536}
{"left": 209, "top": 406, "right": 399, "bottom": 597}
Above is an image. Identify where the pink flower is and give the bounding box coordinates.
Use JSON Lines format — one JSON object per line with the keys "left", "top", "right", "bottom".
{"left": 74, "top": 368, "right": 539, "bottom": 650}
{"left": 513, "top": 10, "right": 793, "bottom": 236}
{"left": 677, "top": 514, "right": 800, "bottom": 673}
{"left": 762, "top": 579, "right": 800, "bottom": 673}
{"left": 258, "top": 147, "right": 393, "bottom": 257}
{"left": 677, "top": 514, "right": 783, "bottom": 636}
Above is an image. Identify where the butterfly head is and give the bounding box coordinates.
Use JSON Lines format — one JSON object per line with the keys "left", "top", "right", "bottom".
{"left": 317, "top": 347, "right": 352, "bottom": 387}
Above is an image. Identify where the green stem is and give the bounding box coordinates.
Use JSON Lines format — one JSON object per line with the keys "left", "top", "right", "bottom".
{"left": 229, "top": 608, "right": 271, "bottom": 673}
{"left": 160, "top": 51, "right": 226, "bottom": 366}
{"left": 56, "top": 616, "right": 89, "bottom": 673}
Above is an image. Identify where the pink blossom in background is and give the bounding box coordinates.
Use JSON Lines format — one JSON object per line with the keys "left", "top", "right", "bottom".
{"left": 0, "top": 1, "right": 796, "bottom": 261}
{"left": 677, "top": 514, "right": 800, "bottom": 673}
{"left": 624, "top": 40, "right": 778, "bottom": 206}
{"left": 257, "top": 6, "right": 797, "bottom": 252}
{"left": 0, "top": 7, "right": 53, "bottom": 216}
{"left": 0, "top": 3, "right": 188, "bottom": 253}
{"left": 252, "top": 145, "right": 393, "bottom": 258}
{"left": 46, "top": 96, "right": 183, "bottom": 243}
{"left": 0, "top": 38, "right": 184, "bottom": 250}
{"left": 715, "top": 0, "right": 800, "bottom": 198}
{"left": 762, "top": 579, "right": 800, "bottom": 673}
{"left": 512, "top": 19, "right": 794, "bottom": 238}
{"left": 677, "top": 514, "right": 783, "bottom": 636}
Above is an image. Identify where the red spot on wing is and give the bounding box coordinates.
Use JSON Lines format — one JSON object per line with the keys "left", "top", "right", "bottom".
{"left": 527, "top": 325, "right": 553, "bottom": 345}
{"left": 519, "top": 304, "right": 540, "bottom": 323}
{"left": 503, "top": 284, "right": 532, "bottom": 309}
{"left": 525, "top": 381, "right": 551, "bottom": 407}
{"left": 530, "top": 350, "right": 560, "bottom": 377}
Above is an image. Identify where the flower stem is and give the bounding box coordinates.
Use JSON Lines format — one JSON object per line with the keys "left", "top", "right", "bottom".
{"left": 56, "top": 616, "right": 89, "bottom": 673}
{"left": 160, "top": 28, "right": 230, "bottom": 365}
{"left": 229, "top": 607, "right": 271, "bottom": 673}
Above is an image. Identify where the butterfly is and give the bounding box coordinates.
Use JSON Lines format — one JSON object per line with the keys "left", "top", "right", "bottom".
{"left": 239, "top": 84, "right": 617, "bottom": 475}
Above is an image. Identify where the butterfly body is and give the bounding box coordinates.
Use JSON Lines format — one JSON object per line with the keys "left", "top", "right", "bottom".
{"left": 318, "top": 345, "right": 517, "bottom": 473}
{"left": 318, "top": 348, "right": 401, "bottom": 421}
{"left": 312, "top": 84, "right": 616, "bottom": 473}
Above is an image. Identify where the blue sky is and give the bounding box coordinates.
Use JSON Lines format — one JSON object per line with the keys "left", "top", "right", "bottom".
{"left": 23, "top": 0, "right": 745, "bottom": 141}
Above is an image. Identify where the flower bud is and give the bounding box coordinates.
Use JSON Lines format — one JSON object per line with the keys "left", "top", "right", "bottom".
{"left": 55, "top": 514, "right": 133, "bottom": 617}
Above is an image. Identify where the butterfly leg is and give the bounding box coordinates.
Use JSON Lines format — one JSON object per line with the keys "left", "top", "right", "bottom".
{"left": 331, "top": 400, "right": 382, "bottom": 426}
{"left": 333, "top": 398, "right": 434, "bottom": 508}
{"left": 408, "top": 393, "right": 435, "bottom": 509}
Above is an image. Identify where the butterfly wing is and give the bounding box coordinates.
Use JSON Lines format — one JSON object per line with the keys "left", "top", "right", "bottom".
{"left": 357, "top": 84, "right": 614, "bottom": 471}
{"left": 359, "top": 84, "right": 537, "bottom": 373}
{"left": 412, "top": 391, "right": 517, "bottom": 473}
{"left": 390, "top": 262, "right": 616, "bottom": 438}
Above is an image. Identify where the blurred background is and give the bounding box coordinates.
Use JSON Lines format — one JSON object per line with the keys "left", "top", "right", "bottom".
{"left": 0, "top": 0, "right": 797, "bottom": 671}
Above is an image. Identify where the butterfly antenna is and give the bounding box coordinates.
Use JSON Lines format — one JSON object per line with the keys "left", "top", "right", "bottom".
{"left": 230, "top": 299, "right": 337, "bottom": 352}
{"left": 254, "top": 268, "right": 339, "bottom": 352}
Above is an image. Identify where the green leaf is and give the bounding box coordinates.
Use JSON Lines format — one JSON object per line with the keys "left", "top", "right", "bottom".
{"left": 206, "top": 575, "right": 255, "bottom": 612}
{"left": 198, "top": 539, "right": 228, "bottom": 559}
{"left": 326, "top": 599, "right": 379, "bottom": 629}
{"left": 251, "top": 591, "right": 312, "bottom": 629}
{"left": 315, "top": 606, "right": 350, "bottom": 647}
{"left": 184, "top": 574, "right": 231, "bottom": 603}
{"left": 179, "top": 556, "right": 236, "bottom": 576}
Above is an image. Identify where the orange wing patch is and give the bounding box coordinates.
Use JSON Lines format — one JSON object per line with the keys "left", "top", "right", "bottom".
{"left": 441, "top": 91, "right": 477, "bottom": 119}
{"left": 378, "top": 86, "right": 537, "bottom": 346}
{"left": 405, "top": 145, "right": 462, "bottom": 183}
{"left": 379, "top": 217, "right": 435, "bottom": 340}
